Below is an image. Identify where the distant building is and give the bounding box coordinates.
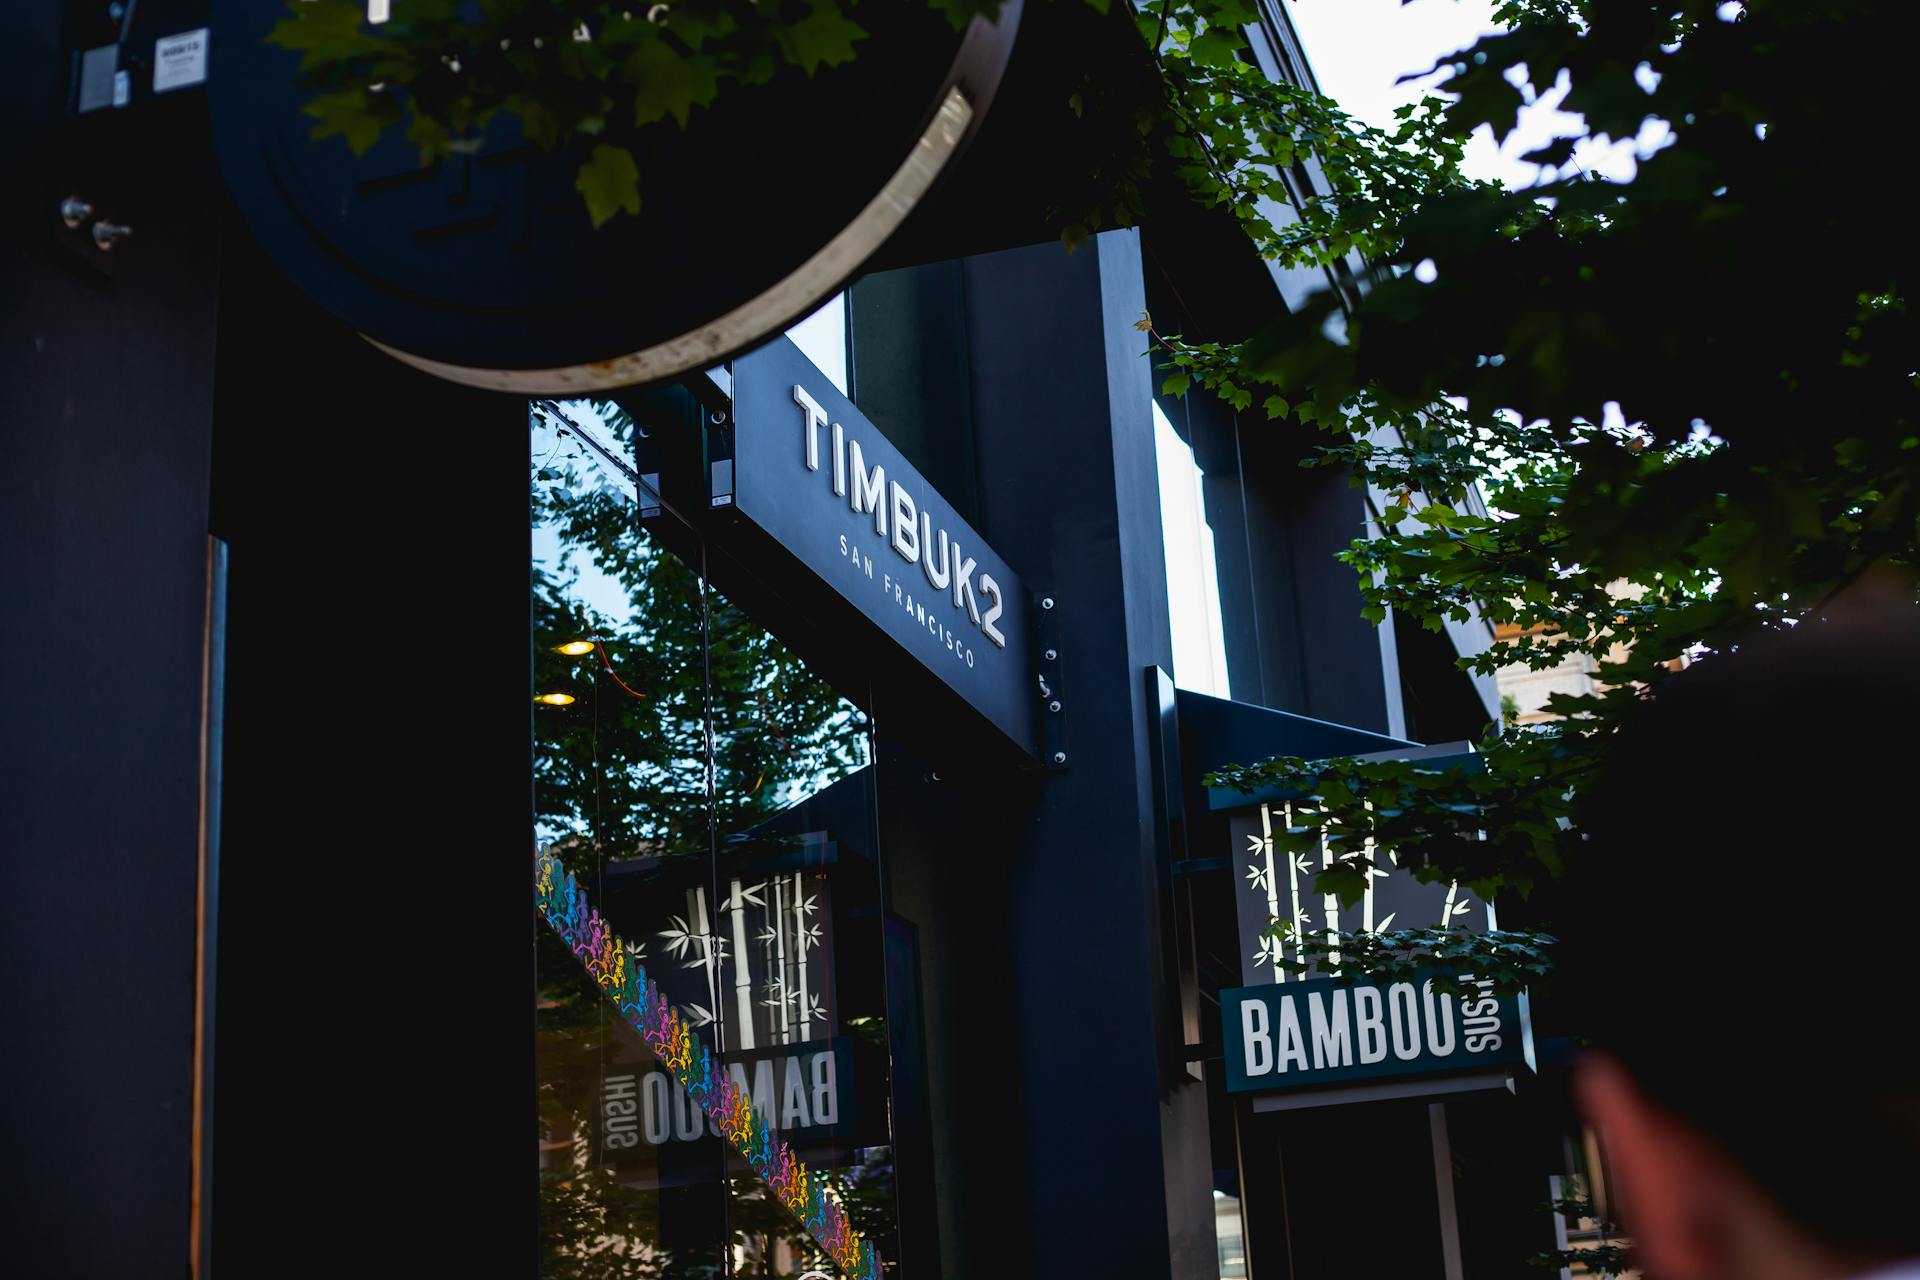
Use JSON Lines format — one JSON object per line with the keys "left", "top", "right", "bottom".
{"left": 1494, "top": 620, "right": 1607, "bottom": 725}
{"left": 1494, "top": 586, "right": 1687, "bottom": 727}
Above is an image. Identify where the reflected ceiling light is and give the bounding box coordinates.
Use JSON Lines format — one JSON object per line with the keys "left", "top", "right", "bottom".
{"left": 535, "top": 692, "right": 577, "bottom": 706}
{"left": 553, "top": 640, "right": 595, "bottom": 656}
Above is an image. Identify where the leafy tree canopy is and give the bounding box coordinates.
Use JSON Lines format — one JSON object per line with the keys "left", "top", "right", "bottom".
{"left": 531, "top": 400, "right": 868, "bottom": 867}
{"left": 1145, "top": 0, "right": 1918, "bottom": 960}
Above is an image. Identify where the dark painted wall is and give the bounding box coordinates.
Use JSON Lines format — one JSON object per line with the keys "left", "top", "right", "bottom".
{"left": 0, "top": 6, "right": 221, "bottom": 1271}
{"left": 868, "top": 738, "right": 1039, "bottom": 1276}
{"left": 3, "top": 10, "right": 535, "bottom": 1266}
{"left": 1253, "top": 1099, "right": 1449, "bottom": 1280}
{"left": 208, "top": 223, "right": 534, "bottom": 1273}
{"left": 850, "top": 262, "right": 982, "bottom": 526}
{"left": 1269, "top": 453, "right": 1402, "bottom": 737}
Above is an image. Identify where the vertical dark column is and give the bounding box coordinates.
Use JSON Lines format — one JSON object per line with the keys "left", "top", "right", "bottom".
{"left": 870, "top": 727, "right": 1042, "bottom": 1279}
{"left": 959, "top": 231, "right": 1214, "bottom": 1279}
{"left": 208, "top": 226, "right": 534, "bottom": 1272}
{"left": 1233, "top": 422, "right": 1312, "bottom": 714}
{"left": 1276, "top": 463, "right": 1403, "bottom": 738}
{"left": 848, "top": 260, "right": 982, "bottom": 524}
{"left": 1445, "top": 1089, "right": 1565, "bottom": 1279}
{"left": 1251, "top": 1099, "right": 1449, "bottom": 1280}
{"left": 0, "top": 17, "right": 220, "bottom": 1275}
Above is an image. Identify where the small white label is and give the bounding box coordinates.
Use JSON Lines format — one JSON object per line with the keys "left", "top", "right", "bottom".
{"left": 153, "top": 28, "right": 210, "bottom": 94}
{"left": 111, "top": 70, "right": 130, "bottom": 108}
{"left": 368, "top": 0, "right": 392, "bottom": 24}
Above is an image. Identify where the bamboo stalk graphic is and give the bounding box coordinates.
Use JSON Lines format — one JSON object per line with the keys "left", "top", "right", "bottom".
{"left": 727, "top": 879, "right": 756, "bottom": 1050}
{"left": 771, "top": 875, "right": 792, "bottom": 1044}
{"left": 1260, "top": 803, "right": 1284, "bottom": 980}
{"left": 792, "top": 871, "right": 812, "bottom": 1043}
{"left": 1284, "top": 804, "right": 1307, "bottom": 974}
{"left": 1362, "top": 801, "right": 1375, "bottom": 936}
{"left": 1319, "top": 825, "right": 1341, "bottom": 973}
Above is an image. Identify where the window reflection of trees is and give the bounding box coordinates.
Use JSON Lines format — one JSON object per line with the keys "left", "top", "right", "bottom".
{"left": 531, "top": 401, "right": 876, "bottom": 1278}
{"left": 532, "top": 401, "right": 869, "bottom": 864}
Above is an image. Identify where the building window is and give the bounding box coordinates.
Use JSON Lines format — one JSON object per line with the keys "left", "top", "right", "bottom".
{"left": 531, "top": 396, "right": 900, "bottom": 1277}
{"left": 1213, "top": 1189, "right": 1249, "bottom": 1279}
{"left": 1154, "top": 399, "right": 1233, "bottom": 698}
{"left": 785, "top": 294, "right": 850, "bottom": 396}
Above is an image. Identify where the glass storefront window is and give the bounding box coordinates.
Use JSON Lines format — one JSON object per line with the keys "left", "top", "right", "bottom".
{"left": 533, "top": 399, "right": 729, "bottom": 1277}
{"left": 1212, "top": 1190, "right": 1248, "bottom": 1279}
{"left": 1154, "top": 399, "right": 1233, "bottom": 698}
{"left": 786, "top": 296, "right": 850, "bottom": 397}
{"left": 532, "top": 395, "right": 900, "bottom": 1276}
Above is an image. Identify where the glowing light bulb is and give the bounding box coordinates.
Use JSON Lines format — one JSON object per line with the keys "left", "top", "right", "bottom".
{"left": 535, "top": 692, "right": 577, "bottom": 706}
{"left": 553, "top": 640, "right": 595, "bottom": 656}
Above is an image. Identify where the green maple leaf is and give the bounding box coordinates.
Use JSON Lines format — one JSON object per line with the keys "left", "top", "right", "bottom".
{"left": 405, "top": 111, "right": 450, "bottom": 162}
{"left": 303, "top": 88, "right": 389, "bottom": 155}
{"left": 1188, "top": 27, "right": 1243, "bottom": 69}
{"left": 624, "top": 37, "right": 719, "bottom": 129}
{"left": 265, "top": 0, "right": 398, "bottom": 72}
{"left": 781, "top": 1, "right": 867, "bottom": 76}
{"left": 575, "top": 144, "right": 641, "bottom": 228}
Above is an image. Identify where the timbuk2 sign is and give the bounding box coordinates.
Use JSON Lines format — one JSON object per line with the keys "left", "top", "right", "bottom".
{"left": 729, "top": 336, "right": 1040, "bottom": 758}
{"left": 1221, "top": 974, "right": 1532, "bottom": 1095}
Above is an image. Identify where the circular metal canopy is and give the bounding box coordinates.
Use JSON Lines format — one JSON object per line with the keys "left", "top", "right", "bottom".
{"left": 210, "top": 4, "right": 1020, "bottom": 393}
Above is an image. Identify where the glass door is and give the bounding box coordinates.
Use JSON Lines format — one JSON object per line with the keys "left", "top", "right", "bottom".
{"left": 531, "top": 395, "right": 902, "bottom": 1278}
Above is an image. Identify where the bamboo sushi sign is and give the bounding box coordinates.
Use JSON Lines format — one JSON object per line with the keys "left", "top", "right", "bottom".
{"left": 1219, "top": 797, "right": 1534, "bottom": 1099}
{"left": 1221, "top": 973, "right": 1530, "bottom": 1095}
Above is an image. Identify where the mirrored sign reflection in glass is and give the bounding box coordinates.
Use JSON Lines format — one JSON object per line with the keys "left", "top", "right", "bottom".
{"left": 531, "top": 398, "right": 900, "bottom": 1277}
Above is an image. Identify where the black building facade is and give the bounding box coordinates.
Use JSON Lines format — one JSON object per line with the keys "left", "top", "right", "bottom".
{"left": 4, "top": 3, "right": 1580, "bottom": 1277}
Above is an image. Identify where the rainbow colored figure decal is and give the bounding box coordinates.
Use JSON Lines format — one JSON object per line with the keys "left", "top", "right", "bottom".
{"left": 535, "top": 848, "right": 881, "bottom": 1280}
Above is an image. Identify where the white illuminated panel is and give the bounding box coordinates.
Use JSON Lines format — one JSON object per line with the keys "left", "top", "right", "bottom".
{"left": 785, "top": 295, "right": 849, "bottom": 396}
{"left": 1153, "top": 401, "right": 1232, "bottom": 699}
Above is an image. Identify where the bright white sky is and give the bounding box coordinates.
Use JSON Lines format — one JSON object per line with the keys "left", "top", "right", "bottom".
{"left": 1281, "top": 0, "right": 1672, "bottom": 187}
